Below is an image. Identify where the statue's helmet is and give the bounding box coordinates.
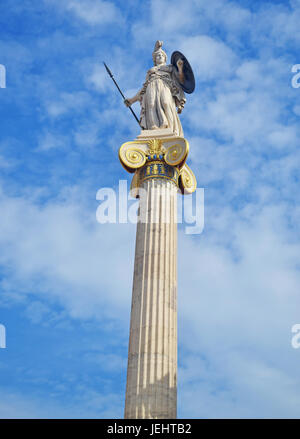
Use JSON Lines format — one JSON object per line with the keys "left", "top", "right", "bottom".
{"left": 152, "top": 40, "right": 167, "bottom": 65}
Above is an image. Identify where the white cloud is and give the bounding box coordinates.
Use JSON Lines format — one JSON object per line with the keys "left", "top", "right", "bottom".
{"left": 0, "top": 186, "right": 135, "bottom": 323}
{"left": 267, "top": 126, "right": 298, "bottom": 149}
{"left": 0, "top": 386, "right": 123, "bottom": 418}
{"left": 87, "top": 63, "right": 111, "bottom": 94}
{"left": 24, "top": 300, "right": 51, "bottom": 324}
{"left": 177, "top": 202, "right": 300, "bottom": 417}
{"left": 179, "top": 35, "right": 237, "bottom": 81}
{"left": 62, "top": 0, "right": 123, "bottom": 26}
{"left": 37, "top": 131, "right": 69, "bottom": 151}
{"left": 44, "top": 91, "right": 92, "bottom": 118}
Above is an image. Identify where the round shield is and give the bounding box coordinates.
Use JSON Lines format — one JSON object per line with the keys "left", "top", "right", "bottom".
{"left": 171, "top": 51, "right": 195, "bottom": 94}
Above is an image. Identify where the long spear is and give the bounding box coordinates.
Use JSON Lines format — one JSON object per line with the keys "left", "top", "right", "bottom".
{"left": 103, "top": 62, "right": 141, "bottom": 127}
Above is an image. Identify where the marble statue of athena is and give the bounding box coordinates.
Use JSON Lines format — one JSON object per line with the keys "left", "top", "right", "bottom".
{"left": 124, "top": 40, "right": 186, "bottom": 136}
{"left": 117, "top": 40, "right": 196, "bottom": 419}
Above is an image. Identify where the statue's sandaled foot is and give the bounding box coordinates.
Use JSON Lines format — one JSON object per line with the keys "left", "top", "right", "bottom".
{"left": 150, "top": 125, "right": 159, "bottom": 130}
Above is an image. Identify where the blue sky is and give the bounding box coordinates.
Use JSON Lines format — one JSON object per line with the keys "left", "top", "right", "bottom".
{"left": 0, "top": 0, "right": 300, "bottom": 418}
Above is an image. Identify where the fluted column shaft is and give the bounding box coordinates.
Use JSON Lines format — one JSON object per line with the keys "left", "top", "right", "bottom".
{"left": 124, "top": 177, "right": 178, "bottom": 419}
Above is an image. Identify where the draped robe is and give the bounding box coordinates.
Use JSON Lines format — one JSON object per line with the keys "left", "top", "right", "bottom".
{"left": 138, "top": 64, "right": 186, "bottom": 137}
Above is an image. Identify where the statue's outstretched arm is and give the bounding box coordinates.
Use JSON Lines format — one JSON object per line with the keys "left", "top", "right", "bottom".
{"left": 124, "top": 90, "right": 142, "bottom": 107}
{"left": 124, "top": 71, "right": 150, "bottom": 107}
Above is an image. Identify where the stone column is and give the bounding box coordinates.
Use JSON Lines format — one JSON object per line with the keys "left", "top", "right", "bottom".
{"left": 119, "top": 132, "right": 196, "bottom": 419}
{"left": 124, "top": 176, "right": 178, "bottom": 419}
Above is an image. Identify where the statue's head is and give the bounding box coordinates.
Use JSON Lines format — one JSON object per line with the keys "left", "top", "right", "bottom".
{"left": 152, "top": 40, "right": 167, "bottom": 66}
